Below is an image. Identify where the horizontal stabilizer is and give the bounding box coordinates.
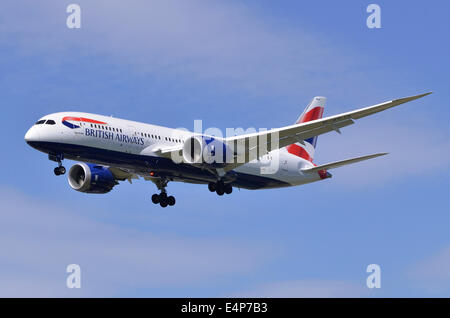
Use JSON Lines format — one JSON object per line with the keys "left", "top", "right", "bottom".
{"left": 302, "top": 153, "right": 388, "bottom": 173}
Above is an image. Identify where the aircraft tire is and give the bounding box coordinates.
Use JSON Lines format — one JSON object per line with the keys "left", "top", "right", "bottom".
{"left": 208, "top": 182, "right": 216, "bottom": 192}
{"left": 151, "top": 194, "right": 160, "bottom": 204}
{"left": 225, "top": 185, "right": 232, "bottom": 194}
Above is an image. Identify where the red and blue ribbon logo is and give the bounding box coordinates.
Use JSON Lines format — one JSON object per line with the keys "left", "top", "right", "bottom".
{"left": 62, "top": 117, "right": 107, "bottom": 129}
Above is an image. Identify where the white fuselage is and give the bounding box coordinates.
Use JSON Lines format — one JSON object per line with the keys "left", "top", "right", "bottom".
{"left": 25, "top": 112, "right": 325, "bottom": 189}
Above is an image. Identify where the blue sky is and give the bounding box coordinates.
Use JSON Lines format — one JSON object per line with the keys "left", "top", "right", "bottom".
{"left": 0, "top": 0, "right": 449, "bottom": 297}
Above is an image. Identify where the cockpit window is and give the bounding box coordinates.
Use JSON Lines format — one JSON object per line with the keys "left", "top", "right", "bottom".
{"left": 46, "top": 120, "right": 56, "bottom": 125}
{"left": 35, "top": 120, "right": 46, "bottom": 125}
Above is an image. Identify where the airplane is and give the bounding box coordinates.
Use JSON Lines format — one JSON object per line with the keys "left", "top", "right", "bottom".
{"left": 24, "top": 92, "right": 431, "bottom": 207}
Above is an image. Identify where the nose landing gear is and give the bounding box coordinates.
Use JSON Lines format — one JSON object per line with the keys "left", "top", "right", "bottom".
{"left": 54, "top": 166, "right": 66, "bottom": 176}
{"left": 49, "top": 154, "right": 66, "bottom": 176}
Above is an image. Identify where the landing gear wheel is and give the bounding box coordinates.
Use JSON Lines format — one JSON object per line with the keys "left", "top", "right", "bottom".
{"left": 167, "top": 196, "right": 176, "bottom": 206}
{"left": 225, "top": 185, "right": 233, "bottom": 194}
{"left": 208, "top": 182, "right": 216, "bottom": 192}
{"left": 151, "top": 194, "right": 160, "bottom": 204}
{"left": 53, "top": 166, "right": 66, "bottom": 176}
{"left": 216, "top": 188, "right": 225, "bottom": 196}
{"left": 159, "top": 193, "right": 168, "bottom": 207}
{"left": 160, "top": 199, "right": 168, "bottom": 208}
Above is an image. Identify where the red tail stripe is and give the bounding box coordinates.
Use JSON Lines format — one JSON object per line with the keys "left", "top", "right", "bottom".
{"left": 286, "top": 144, "right": 313, "bottom": 162}
{"left": 298, "top": 107, "right": 324, "bottom": 123}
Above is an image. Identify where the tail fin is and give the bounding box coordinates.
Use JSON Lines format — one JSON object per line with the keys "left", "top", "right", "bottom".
{"left": 287, "top": 96, "right": 326, "bottom": 162}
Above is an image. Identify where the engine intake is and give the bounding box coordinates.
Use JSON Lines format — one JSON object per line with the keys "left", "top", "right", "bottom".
{"left": 182, "top": 136, "right": 232, "bottom": 167}
{"left": 68, "top": 163, "right": 117, "bottom": 194}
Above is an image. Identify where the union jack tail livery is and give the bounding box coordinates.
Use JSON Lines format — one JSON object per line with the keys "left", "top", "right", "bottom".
{"left": 287, "top": 96, "right": 326, "bottom": 162}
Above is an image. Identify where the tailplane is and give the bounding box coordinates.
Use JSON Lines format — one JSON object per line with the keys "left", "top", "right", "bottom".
{"left": 301, "top": 153, "right": 388, "bottom": 173}
{"left": 287, "top": 96, "right": 326, "bottom": 162}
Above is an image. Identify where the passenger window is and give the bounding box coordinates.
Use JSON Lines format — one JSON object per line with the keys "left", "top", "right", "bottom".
{"left": 46, "top": 120, "right": 56, "bottom": 125}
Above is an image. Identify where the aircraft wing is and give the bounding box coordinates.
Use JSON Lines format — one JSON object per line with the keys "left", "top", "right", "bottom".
{"left": 223, "top": 92, "right": 431, "bottom": 168}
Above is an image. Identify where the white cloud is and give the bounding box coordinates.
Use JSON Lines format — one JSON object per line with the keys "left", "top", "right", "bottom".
{"left": 0, "top": 0, "right": 363, "bottom": 98}
{"left": 0, "top": 186, "right": 271, "bottom": 297}
{"left": 407, "top": 245, "right": 450, "bottom": 294}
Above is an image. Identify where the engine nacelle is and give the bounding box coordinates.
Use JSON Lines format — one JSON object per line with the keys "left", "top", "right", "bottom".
{"left": 68, "top": 163, "right": 117, "bottom": 194}
{"left": 182, "top": 135, "right": 233, "bottom": 167}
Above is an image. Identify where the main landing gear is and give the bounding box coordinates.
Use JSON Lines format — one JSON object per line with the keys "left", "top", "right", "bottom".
{"left": 151, "top": 192, "right": 176, "bottom": 208}
{"left": 208, "top": 181, "right": 233, "bottom": 196}
{"left": 49, "top": 154, "right": 66, "bottom": 176}
{"left": 151, "top": 178, "right": 176, "bottom": 208}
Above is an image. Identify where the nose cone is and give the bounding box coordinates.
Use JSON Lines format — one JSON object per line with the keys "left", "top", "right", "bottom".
{"left": 24, "top": 126, "right": 40, "bottom": 144}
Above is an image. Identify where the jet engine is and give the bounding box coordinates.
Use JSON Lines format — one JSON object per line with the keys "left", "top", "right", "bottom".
{"left": 182, "top": 135, "right": 233, "bottom": 167}
{"left": 68, "top": 163, "right": 118, "bottom": 194}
